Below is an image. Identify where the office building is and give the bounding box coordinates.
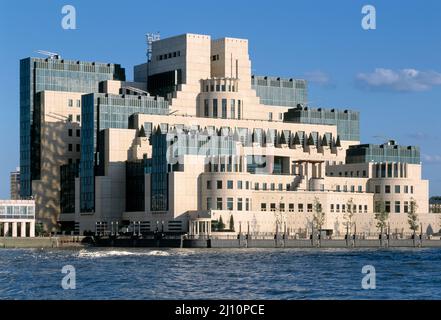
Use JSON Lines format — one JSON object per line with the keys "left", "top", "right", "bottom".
{"left": 0, "top": 200, "right": 35, "bottom": 237}
{"left": 10, "top": 168, "right": 20, "bottom": 200}
{"left": 22, "top": 34, "right": 438, "bottom": 236}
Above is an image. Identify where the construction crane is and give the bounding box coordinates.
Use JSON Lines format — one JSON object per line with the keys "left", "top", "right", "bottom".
{"left": 36, "top": 50, "right": 62, "bottom": 60}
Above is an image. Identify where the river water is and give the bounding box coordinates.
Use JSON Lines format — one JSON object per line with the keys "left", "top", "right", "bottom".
{"left": 0, "top": 247, "right": 440, "bottom": 299}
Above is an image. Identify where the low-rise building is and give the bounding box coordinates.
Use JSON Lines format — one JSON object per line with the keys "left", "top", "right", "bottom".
{"left": 0, "top": 200, "right": 35, "bottom": 237}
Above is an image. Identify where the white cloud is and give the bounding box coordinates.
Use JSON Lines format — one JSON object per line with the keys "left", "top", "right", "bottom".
{"left": 356, "top": 68, "right": 441, "bottom": 92}
{"left": 304, "top": 71, "right": 332, "bottom": 86}
{"left": 422, "top": 154, "right": 441, "bottom": 164}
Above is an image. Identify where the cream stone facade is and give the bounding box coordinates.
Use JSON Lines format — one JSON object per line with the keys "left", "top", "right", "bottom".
{"left": 24, "top": 33, "right": 438, "bottom": 236}
{"left": 71, "top": 33, "right": 437, "bottom": 236}
{"left": 32, "top": 91, "right": 83, "bottom": 231}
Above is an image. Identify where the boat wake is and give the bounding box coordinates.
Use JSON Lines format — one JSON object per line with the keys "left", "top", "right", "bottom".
{"left": 77, "top": 249, "right": 171, "bottom": 258}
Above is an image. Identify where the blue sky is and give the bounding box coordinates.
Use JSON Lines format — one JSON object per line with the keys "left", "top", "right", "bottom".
{"left": 0, "top": 0, "right": 440, "bottom": 198}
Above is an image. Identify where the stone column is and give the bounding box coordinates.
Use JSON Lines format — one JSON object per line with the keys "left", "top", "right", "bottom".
{"left": 21, "top": 222, "right": 27, "bottom": 237}
{"left": 30, "top": 221, "right": 35, "bottom": 237}
{"left": 12, "top": 222, "right": 17, "bottom": 238}
{"left": 4, "top": 222, "right": 9, "bottom": 237}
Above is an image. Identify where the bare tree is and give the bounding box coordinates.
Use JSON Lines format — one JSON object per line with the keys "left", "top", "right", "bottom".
{"left": 313, "top": 197, "right": 325, "bottom": 232}
{"left": 344, "top": 198, "right": 355, "bottom": 235}
{"left": 407, "top": 198, "right": 419, "bottom": 238}
{"left": 374, "top": 201, "right": 389, "bottom": 235}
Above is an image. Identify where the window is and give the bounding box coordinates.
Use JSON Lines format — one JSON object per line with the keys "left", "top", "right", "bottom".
{"left": 298, "top": 204, "right": 304, "bottom": 212}
{"left": 385, "top": 185, "right": 391, "bottom": 194}
{"left": 375, "top": 185, "right": 380, "bottom": 193}
{"left": 342, "top": 204, "right": 346, "bottom": 213}
{"left": 222, "top": 99, "right": 227, "bottom": 119}
{"left": 227, "top": 180, "right": 233, "bottom": 189}
{"left": 238, "top": 198, "right": 243, "bottom": 211}
{"left": 76, "top": 144, "right": 80, "bottom": 152}
{"left": 204, "top": 99, "right": 209, "bottom": 117}
{"left": 278, "top": 183, "right": 283, "bottom": 191}
{"left": 280, "top": 203, "right": 285, "bottom": 212}
{"left": 206, "top": 197, "right": 212, "bottom": 210}
{"left": 364, "top": 205, "right": 368, "bottom": 213}
{"left": 76, "top": 100, "right": 81, "bottom": 108}
{"left": 343, "top": 185, "right": 348, "bottom": 192}
{"left": 68, "top": 129, "right": 72, "bottom": 137}
{"left": 336, "top": 185, "right": 341, "bottom": 192}
{"left": 359, "top": 205, "right": 363, "bottom": 213}
{"left": 68, "top": 115, "right": 73, "bottom": 122}
{"left": 395, "top": 201, "right": 400, "bottom": 213}
{"left": 363, "top": 170, "right": 367, "bottom": 177}
{"left": 404, "top": 201, "right": 409, "bottom": 213}
{"left": 68, "top": 99, "right": 73, "bottom": 107}
{"left": 404, "top": 186, "right": 409, "bottom": 193}
{"left": 254, "top": 183, "right": 259, "bottom": 190}
{"left": 227, "top": 198, "right": 234, "bottom": 210}
{"left": 76, "top": 115, "right": 81, "bottom": 122}
{"left": 269, "top": 112, "right": 273, "bottom": 121}
{"left": 216, "top": 198, "right": 223, "bottom": 210}
{"left": 395, "top": 185, "right": 400, "bottom": 194}
{"left": 213, "top": 99, "right": 218, "bottom": 117}
{"left": 246, "top": 198, "right": 250, "bottom": 211}
{"left": 237, "top": 181, "right": 243, "bottom": 189}
{"left": 271, "top": 183, "right": 275, "bottom": 191}
{"left": 217, "top": 180, "right": 222, "bottom": 189}
{"left": 261, "top": 203, "right": 266, "bottom": 211}
{"left": 411, "top": 186, "right": 414, "bottom": 194}
{"left": 68, "top": 144, "right": 73, "bottom": 152}
{"left": 279, "top": 113, "right": 283, "bottom": 120}
{"left": 230, "top": 100, "right": 235, "bottom": 118}
{"left": 358, "top": 186, "right": 362, "bottom": 193}
{"left": 289, "top": 203, "right": 294, "bottom": 212}
{"left": 270, "top": 203, "right": 276, "bottom": 212}
{"left": 385, "top": 201, "right": 391, "bottom": 213}
{"left": 76, "top": 129, "right": 80, "bottom": 137}
{"left": 336, "top": 204, "right": 340, "bottom": 213}
{"left": 263, "top": 183, "right": 267, "bottom": 191}
{"left": 207, "top": 181, "right": 211, "bottom": 190}
{"left": 245, "top": 181, "right": 249, "bottom": 190}
{"left": 307, "top": 204, "right": 313, "bottom": 212}
{"left": 351, "top": 185, "right": 355, "bottom": 193}
{"left": 330, "top": 204, "right": 334, "bottom": 213}
{"left": 237, "top": 100, "right": 242, "bottom": 119}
